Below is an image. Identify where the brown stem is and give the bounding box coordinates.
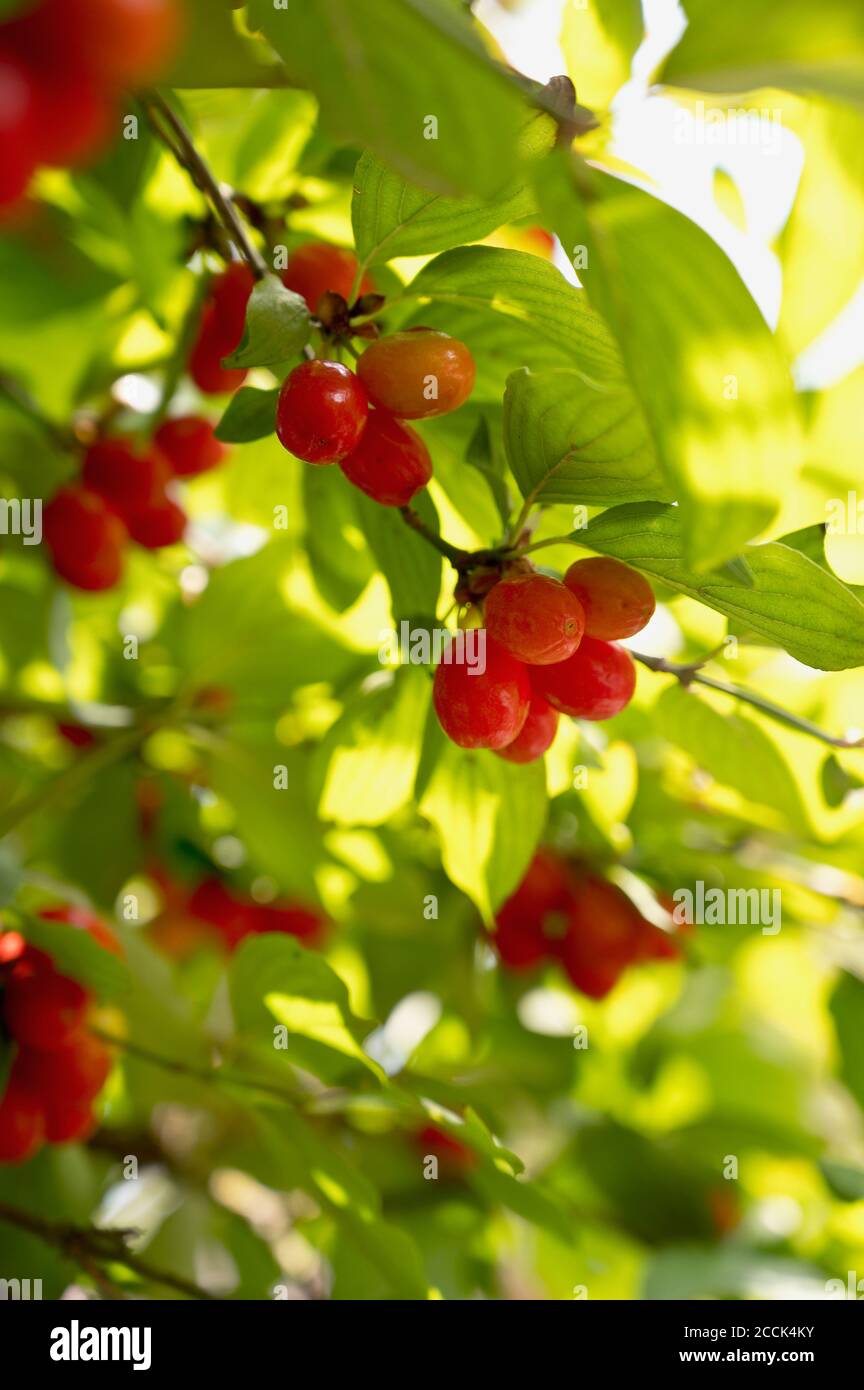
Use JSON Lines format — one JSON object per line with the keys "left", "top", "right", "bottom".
{"left": 140, "top": 90, "right": 268, "bottom": 279}
{"left": 632, "top": 651, "right": 864, "bottom": 750}
{"left": 0, "top": 1199, "right": 218, "bottom": 1301}
{"left": 399, "top": 506, "right": 469, "bottom": 566}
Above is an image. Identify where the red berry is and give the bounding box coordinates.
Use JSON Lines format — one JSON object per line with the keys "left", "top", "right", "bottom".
{"left": 188, "top": 304, "right": 248, "bottom": 395}
{"left": 495, "top": 693, "right": 558, "bottom": 764}
{"left": 414, "top": 1124, "right": 475, "bottom": 1172}
{"left": 493, "top": 850, "right": 572, "bottom": 969}
{"left": 3, "top": 957, "right": 88, "bottom": 1051}
{"left": 0, "top": 931, "right": 27, "bottom": 966}
{"left": 281, "top": 242, "right": 372, "bottom": 313}
{"left": 276, "top": 360, "right": 368, "bottom": 464}
{"left": 533, "top": 635, "right": 636, "bottom": 721}
{"left": 210, "top": 262, "right": 255, "bottom": 352}
{"left": 43, "top": 1095, "right": 97, "bottom": 1144}
{"left": 126, "top": 494, "right": 187, "bottom": 548}
{"left": 338, "top": 409, "right": 432, "bottom": 506}
{"left": 0, "top": 49, "right": 37, "bottom": 205}
{"left": 13, "top": 0, "right": 181, "bottom": 85}
{"left": 563, "top": 556, "right": 655, "bottom": 640}
{"left": 251, "top": 902, "right": 326, "bottom": 945}
{"left": 16, "top": 1034, "right": 112, "bottom": 1103}
{"left": 485, "top": 573, "right": 585, "bottom": 665}
{"left": 31, "top": 69, "right": 113, "bottom": 166}
{"left": 82, "top": 438, "right": 169, "bottom": 520}
{"left": 433, "top": 637, "right": 530, "bottom": 750}
{"left": 57, "top": 722, "right": 98, "bottom": 750}
{"left": 153, "top": 416, "right": 228, "bottom": 477}
{"left": 558, "top": 875, "right": 645, "bottom": 998}
{"left": 187, "top": 878, "right": 253, "bottom": 951}
{"left": 357, "top": 330, "right": 475, "bottom": 419}
{"left": 43, "top": 486, "right": 127, "bottom": 591}
{"left": 0, "top": 1075, "right": 44, "bottom": 1163}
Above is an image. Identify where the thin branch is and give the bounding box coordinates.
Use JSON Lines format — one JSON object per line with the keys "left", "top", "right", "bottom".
{"left": 399, "top": 506, "right": 469, "bottom": 566}
{"left": 140, "top": 90, "right": 268, "bottom": 279}
{"left": 0, "top": 1200, "right": 218, "bottom": 1301}
{"left": 632, "top": 651, "right": 864, "bottom": 750}
{"left": 91, "top": 1029, "right": 304, "bottom": 1107}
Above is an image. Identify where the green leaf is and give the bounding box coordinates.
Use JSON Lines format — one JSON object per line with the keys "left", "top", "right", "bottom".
{"left": 503, "top": 366, "right": 671, "bottom": 507}
{"left": 580, "top": 502, "right": 864, "bottom": 670}
{"left": 215, "top": 386, "right": 279, "bottom": 443}
{"left": 351, "top": 150, "right": 535, "bottom": 266}
{"left": 777, "top": 101, "right": 864, "bottom": 357}
{"left": 165, "top": 0, "right": 281, "bottom": 87}
{"left": 560, "top": 0, "right": 644, "bottom": 110}
{"left": 662, "top": 0, "right": 864, "bottom": 106}
{"left": 537, "top": 155, "right": 803, "bottom": 569}
{"left": 655, "top": 685, "right": 810, "bottom": 831}
{"left": 406, "top": 245, "right": 622, "bottom": 383}
{"left": 0, "top": 843, "right": 21, "bottom": 906}
{"left": 419, "top": 741, "right": 547, "bottom": 921}
{"left": 318, "top": 668, "right": 432, "bottom": 827}
{"left": 303, "top": 466, "right": 375, "bottom": 611}
{"left": 18, "top": 913, "right": 130, "bottom": 1000}
{"left": 644, "top": 1246, "right": 831, "bottom": 1301}
{"left": 820, "top": 1159, "right": 864, "bottom": 1201}
{"left": 223, "top": 274, "right": 309, "bottom": 369}
{"left": 830, "top": 972, "right": 864, "bottom": 1112}
{"left": 249, "top": 0, "right": 527, "bottom": 197}
{"left": 464, "top": 414, "right": 511, "bottom": 527}
{"left": 352, "top": 489, "right": 442, "bottom": 621}
{"left": 230, "top": 934, "right": 384, "bottom": 1085}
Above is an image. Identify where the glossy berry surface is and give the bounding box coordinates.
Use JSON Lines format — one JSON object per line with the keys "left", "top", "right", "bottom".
{"left": 339, "top": 410, "right": 432, "bottom": 506}
{"left": 563, "top": 556, "right": 655, "bottom": 640}
{"left": 126, "top": 495, "right": 187, "bottom": 549}
{"left": 534, "top": 635, "right": 636, "bottom": 721}
{"left": 42, "top": 486, "right": 126, "bottom": 591}
{"left": 433, "top": 637, "right": 531, "bottom": 750}
{"left": 485, "top": 573, "right": 585, "bottom": 665}
{"left": 495, "top": 693, "right": 558, "bottom": 764}
{"left": 357, "top": 330, "right": 476, "bottom": 419}
{"left": 276, "top": 360, "right": 368, "bottom": 464}
{"left": 282, "top": 242, "right": 372, "bottom": 313}
{"left": 0, "top": 1076, "right": 44, "bottom": 1163}
{"left": 154, "top": 416, "right": 228, "bottom": 477}
{"left": 3, "top": 956, "right": 88, "bottom": 1051}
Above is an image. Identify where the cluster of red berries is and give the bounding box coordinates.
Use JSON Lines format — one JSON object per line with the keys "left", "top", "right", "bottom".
{"left": 43, "top": 417, "right": 227, "bottom": 591}
{"left": 148, "top": 869, "right": 326, "bottom": 959}
{"left": 0, "top": 0, "right": 179, "bottom": 207}
{"left": 434, "top": 556, "right": 655, "bottom": 761}
{"left": 0, "top": 908, "right": 120, "bottom": 1163}
{"left": 492, "top": 849, "right": 683, "bottom": 998}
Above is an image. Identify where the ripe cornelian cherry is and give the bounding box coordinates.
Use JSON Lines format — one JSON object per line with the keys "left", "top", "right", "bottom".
{"left": 154, "top": 416, "right": 227, "bottom": 477}
{"left": 17, "top": 1034, "right": 112, "bottom": 1103}
{"left": 276, "top": 360, "right": 368, "bottom": 464}
{"left": 32, "top": 69, "right": 113, "bottom": 166}
{"left": 495, "top": 693, "right": 558, "bottom": 764}
{"left": 534, "top": 635, "right": 636, "bottom": 721}
{"left": 493, "top": 849, "right": 573, "bottom": 969}
{"left": 414, "top": 1124, "right": 475, "bottom": 1172}
{"left": 13, "top": 0, "right": 181, "bottom": 85}
{"left": 251, "top": 901, "right": 327, "bottom": 944}
{"left": 42, "top": 1095, "right": 97, "bottom": 1144}
{"left": 339, "top": 410, "right": 432, "bottom": 506}
{"left": 357, "top": 329, "right": 476, "bottom": 419}
{"left": 57, "top": 722, "right": 98, "bottom": 750}
{"left": 0, "top": 49, "right": 37, "bottom": 204}
{"left": 433, "top": 637, "right": 531, "bottom": 750}
{"left": 43, "top": 486, "right": 126, "bottom": 591}
{"left": 3, "top": 953, "right": 88, "bottom": 1051}
{"left": 563, "top": 556, "right": 655, "bottom": 640}
{"left": 210, "top": 262, "right": 255, "bottom": 349}
{"left": 281, "top": 242, "right": 373, "bottom": 313}
{"left": 188, "top": 303, "right": 248, "bottom": 395}
{"left": 559, "top": 875, "right": 646, "bottom": 998}
{"left": 0, "top": 1075, "right": 44, "bottom": 1163}
{"left": 82, "top": 438, "right": 169, "bottom": 519}
{"left": 485, "top": 573, "right": 585, "bottom": 665}
{"left": 126, "top": 495, "right": 187, "bottom": 549}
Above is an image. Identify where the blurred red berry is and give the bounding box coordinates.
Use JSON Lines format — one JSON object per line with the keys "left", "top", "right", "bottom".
{"left": 154, "top": 416, "right": 228, "bottom": 477}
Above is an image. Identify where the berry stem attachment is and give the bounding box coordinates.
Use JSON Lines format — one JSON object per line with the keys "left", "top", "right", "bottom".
{"left": 632, "top": 650, "right": 864, "bottom": 750}
{"left": 140, "top": 90, "right": 268, "bottom": 279}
